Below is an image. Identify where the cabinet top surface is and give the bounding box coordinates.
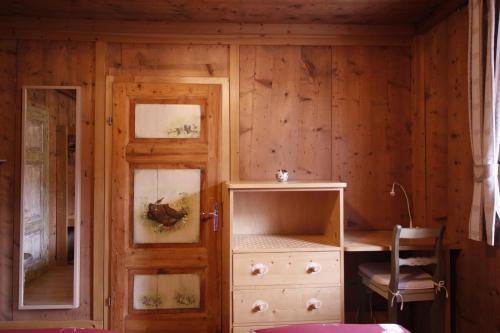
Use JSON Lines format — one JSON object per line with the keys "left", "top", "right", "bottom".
{"left": 225, "top": 181, "right": 347, "bottom": 190}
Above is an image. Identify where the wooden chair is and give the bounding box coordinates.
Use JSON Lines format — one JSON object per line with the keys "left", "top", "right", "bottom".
{"left": 358, "top": 225, "right": 447, "bottom": 323}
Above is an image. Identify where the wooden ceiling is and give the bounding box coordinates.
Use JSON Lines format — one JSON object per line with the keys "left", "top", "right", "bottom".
{"left": 0, "top": 0, "right": 445, "bottom": 25}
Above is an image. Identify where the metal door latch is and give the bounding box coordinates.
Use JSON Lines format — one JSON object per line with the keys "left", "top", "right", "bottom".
{"left": 201, "top": 202, "right": 219, "bottom": 231}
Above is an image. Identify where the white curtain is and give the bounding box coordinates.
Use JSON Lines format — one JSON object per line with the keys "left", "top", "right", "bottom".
{"left": 468, "top": 0, "right": 500, "bottom": 246}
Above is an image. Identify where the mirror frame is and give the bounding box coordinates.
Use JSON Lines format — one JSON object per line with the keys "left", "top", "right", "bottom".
{"left": 19, "top": 86, "right": 81, "bottom": 310}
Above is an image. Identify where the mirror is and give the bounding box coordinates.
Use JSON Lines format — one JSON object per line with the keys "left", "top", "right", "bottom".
{"left": 19, "top": 86, "right": 80, "bottom": 309}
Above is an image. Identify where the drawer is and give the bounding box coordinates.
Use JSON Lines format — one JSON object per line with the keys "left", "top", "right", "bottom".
{"left": 233, "top": 286, "right": 342, "bottom": 324}
{"left": 233, "top": 325, "right": 279, "bottom": 333}
{"left": 232, "top": 322, "right": 341, "bottom": 333}
{"left": 233, "top": 251, "right": 341, "bottom": 286}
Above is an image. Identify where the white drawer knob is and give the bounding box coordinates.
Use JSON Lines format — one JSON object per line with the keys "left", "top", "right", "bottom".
{"left": 306, "top": 262, "right": 322, "bottom": 274}
{"left": 251, "top": 263, "right": 269, "bottom": 276}
{"left": 252, "top": 300, "right": 269, "bottom": 312}
{"left": 307, "top": 298, "right": 322, "bottom": 311}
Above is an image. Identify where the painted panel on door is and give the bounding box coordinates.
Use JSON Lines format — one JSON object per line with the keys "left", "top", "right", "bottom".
{"left": 134, "top": 103, "right": 201, "bottom": 139}
{"left": 133, "top": 168, "right": 201, "bottom": 244}
{"left": 26, "top": 119, "right": 45, "bottom": 152}
{"left": 23, "top": 162, "right": 43, "bottom": 222}
{"left": 133, "top": 273, "right": 201, "bottom": 310}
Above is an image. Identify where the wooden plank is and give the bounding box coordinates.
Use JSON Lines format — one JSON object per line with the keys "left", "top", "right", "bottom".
{"left": 446, "top": 8, "right": 471, "bottom": 247}
{"left": 0, "top": 28, "right": 413, "bottom": 46}
{"left": 411, "top": 36, "right": 427, "bottom": 228}
{"left": 221, "top": 186, "right": 232, "bottom": 333}
{"left": 423, "top": 21, "right": 449, "bottom": 229}
{"left": 239, "top": 45, "right": 332, "bottom": 181}
{"left": 332, "top": 46, "right": 412, "bottom": 231}
{"left": 104, "top": 75, "right": 115, "bottom": 329}
{"left": 0, "top": 39, "right": 17, "bottom": 321}
{"left": 56, "top": 125, "right": 68, "bottom": 265}
{"left": 106, "top": 43, "right": 122, "bottom": 76}
{"left": 229, "top": 44, "right": 240, "bottom": 181}
{"left": 226, "top": 181, "right": 346, "bottom": 190}
{"left": 0, "top": 17, "right": 417, "bottom": 36}
{"left": 117, "top": 44, "right": 229, "bottom": 77}
{"left": 93, "top": 40, "right": 107, "bottom": 322}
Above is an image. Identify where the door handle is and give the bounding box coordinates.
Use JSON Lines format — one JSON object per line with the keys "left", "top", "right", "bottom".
{"left": 201, "top": 202, "right": 219, "bottom": 232}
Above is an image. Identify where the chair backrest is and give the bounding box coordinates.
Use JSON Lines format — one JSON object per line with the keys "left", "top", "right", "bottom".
{"left": 389, "top": 224, "right": 445, "bottom": 293}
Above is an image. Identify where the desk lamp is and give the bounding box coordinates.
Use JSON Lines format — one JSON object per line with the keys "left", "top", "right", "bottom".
{"left": 390, "top": 182, "right": 413, "bottom": 228}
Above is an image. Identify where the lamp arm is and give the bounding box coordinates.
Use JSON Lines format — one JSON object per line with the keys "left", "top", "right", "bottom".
{"left": 392, "top": 182, "right": 413, "bottom": 228}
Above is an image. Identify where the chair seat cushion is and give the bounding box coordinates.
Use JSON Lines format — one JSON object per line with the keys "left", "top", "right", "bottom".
{"left": 359, "top": 262, "right": 434, "bottom": 290}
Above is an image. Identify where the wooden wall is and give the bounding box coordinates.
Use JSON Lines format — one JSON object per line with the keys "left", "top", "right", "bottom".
{"left": 238, "top": 44, "right": 412, "bottom": 230}
{"left": 0, "top": 39, "right": 17, "bottom": 321}
{"left": 332, "top": 46, "right": 412, "bottom": 230}
{"left": 0, "top": 9, "right": 497, "bottom": 333}
{"left": 106, "top": 43, "right": 229, "bottom": 77}
{"left": 420, "top": 8, "right": 500, "bottom": 333}
{"left": 239, "top": 45, "right": 333, "bottom": 181}
{"left": 0, "top": 40, "right": 94, "bottom": 322}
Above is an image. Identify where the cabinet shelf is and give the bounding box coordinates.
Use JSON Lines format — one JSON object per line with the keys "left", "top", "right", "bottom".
{"left": 233, "top": 234, "right": 341, "bottom": 253}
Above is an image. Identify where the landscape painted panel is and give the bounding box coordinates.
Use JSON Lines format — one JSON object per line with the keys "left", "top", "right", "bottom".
{"left": 133, "top": 168, "right": 201, "bottom": 244}
{"left": 133, "top": 273, "right": 201, "bottom": 310}
{"left": 135, "top": 103, "right": 201, "bottom": 139}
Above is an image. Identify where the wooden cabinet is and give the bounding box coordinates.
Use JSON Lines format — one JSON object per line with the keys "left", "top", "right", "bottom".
{"left": 222, "top": 182, "right": 346, "bottom": 333}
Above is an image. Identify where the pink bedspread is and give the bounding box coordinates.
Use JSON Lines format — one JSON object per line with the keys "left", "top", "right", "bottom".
{"left": 0, "top": 328, "right": 117, "bottom": 333}
{"left": 255, "top": 323, "right": 410, "bottom": 333}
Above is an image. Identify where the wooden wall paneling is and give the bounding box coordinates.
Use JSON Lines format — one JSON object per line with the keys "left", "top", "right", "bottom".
{"left": 12, "top": 40, "right": 95, "bottom": 322}
{"left": 55, "top": 125, "right": 68, "bottom": 265}
{"left": 93, "top": 40, "right": 107, "bottom": 324}
{"left": 445, "top": 9, "right": 471, "bottom": 246}
{"left": 436, "top": 8, "right": 497, "bottom": 333}
{"left": 0, "top": 39, "right": 17, "bottom": 321}
{"left": 106, "top": 43, "right": 122, "bottom": 76}
{"left": 423, "top": 22, "right": 449, "bottom": 229}
{"left": 239, "top": 45, "right": 332, "bottom": 181}
{"left": 108, "top": 44, "right": 229, "bottom": 77}
{"left": 420, "top": 8, "right": 499, "bottom": 333}
{"left": 411, "top": 36, "right": 427, "bottom": 228}
{"left": 385, "top": 47, "right": 413, "bottom": 228}
{"left": 332, "top": 46, "right": 412, "bottom": 230}
{"left": 1, "top": 28, "right": 413, "bottom": 47}
{"left": 229, "top": 44, "right": 240, "bottom": 181}
{"left": 0, "top": 16, "right": 416, "bottom": 37}
{"left": 103, "top": 75, "right": 115, "bottom": 329}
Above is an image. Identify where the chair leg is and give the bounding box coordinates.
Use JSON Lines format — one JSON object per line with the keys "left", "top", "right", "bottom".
{"left": 387, "top": 298, "right": 398, "bottom": 323}
{"left": 430, "top": 297, "right": 444, "bottom": 333}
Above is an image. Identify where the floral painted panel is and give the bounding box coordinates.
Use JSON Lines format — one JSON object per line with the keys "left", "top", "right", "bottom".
{"left": 133, "top": 273, "right": 201, "bottom": 310}
{"left": 133, "top": 169, "right": 200, "bottom": 244}
{"left": 135, "top": 103, "right": 201, "bottom": 139}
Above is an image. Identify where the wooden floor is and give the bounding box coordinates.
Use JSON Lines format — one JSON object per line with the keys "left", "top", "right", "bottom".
{"left": 24, "top": 265, "right": 73, "bottom": 305}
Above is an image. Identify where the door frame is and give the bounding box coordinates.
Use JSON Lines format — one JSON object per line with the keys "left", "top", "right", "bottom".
{"left": 99, "top": 76, "right": 229, "bottom": 328}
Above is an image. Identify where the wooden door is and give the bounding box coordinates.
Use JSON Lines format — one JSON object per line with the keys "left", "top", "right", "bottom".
{"left": 110, "top": 81, "right": 221, "bottom": 333}
{"left": 22, "top": 106, "right": 50, "bottom": 280}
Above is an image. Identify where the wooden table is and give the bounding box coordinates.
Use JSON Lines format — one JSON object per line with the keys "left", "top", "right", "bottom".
{"left": 344, "top": 229, "right": 460, "bottom": 252}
